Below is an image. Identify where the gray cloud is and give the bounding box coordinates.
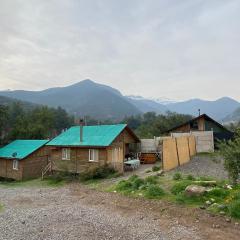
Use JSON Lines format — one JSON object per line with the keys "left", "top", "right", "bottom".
{"left": 0, "top": 0, "right": 239, "bottom": 100}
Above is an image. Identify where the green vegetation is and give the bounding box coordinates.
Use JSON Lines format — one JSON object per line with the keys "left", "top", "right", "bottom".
{"left": 229, "top": 200, "right": 240, "bottom": 218}
{"left": 122, "top": 111, "right": 192, "bottom": 138}
{"left": 218, "top": 131, "right": 240, "bottom": 185}
{"left": 144, "top": 185, "right": 165, "bottom": 199}
{"left": 112, "top": 173, "right": 240, "bottom": 219}
{"left": 172, "top": 172, "right": 182, "bottom": 180}
{"left": 79, "top": 165, "right": 118, "bottom": 181}
{"left": 152, "top": 165, "right": 161, "bottom": 172}
{"left": 171, "top": 180, "right": 192, "bottom": 195}
{"left": 0, "top": 203, "right": 3, "bottom": 212}
{"left": 115, "top": 175, "right": 165, "bottom": 199}
{"left": 0, "top": 102, "right": 74, "bottom": 145}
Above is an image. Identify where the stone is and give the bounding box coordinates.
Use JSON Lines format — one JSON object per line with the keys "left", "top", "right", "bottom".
{"left": 225, "top": 218, "right": 231, "bottom": 223}
{"left": 185, "top": 185, "right": 207, "bottom": 197}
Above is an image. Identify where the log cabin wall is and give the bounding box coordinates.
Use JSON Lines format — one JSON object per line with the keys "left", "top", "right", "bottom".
{"left": 0, "top": 146, "right": 48, "bottom": 180}
{"left": 50, "top": 147, "right": 108, "bottom": 173}
{"left": 22, "top": 147, "right": 49, "bottom": 180}
{"left": 0, "top": 158, "right": 23, "bottom": 180}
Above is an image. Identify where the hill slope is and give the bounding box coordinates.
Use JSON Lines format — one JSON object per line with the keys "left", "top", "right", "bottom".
{"left": 0, "top": 80, "right": 141, "bottom": 120}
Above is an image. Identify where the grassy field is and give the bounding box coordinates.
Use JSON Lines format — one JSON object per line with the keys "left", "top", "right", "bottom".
{"left": 108, "top": 172, "right": 240, "bottom": 219}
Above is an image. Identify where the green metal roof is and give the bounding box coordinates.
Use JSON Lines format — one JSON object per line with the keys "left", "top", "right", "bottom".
{"left": 47, "top": 124, "right": 127, "bottom": 147}
{"left": 0, "top": 140, "right": 49, "bottom": 160}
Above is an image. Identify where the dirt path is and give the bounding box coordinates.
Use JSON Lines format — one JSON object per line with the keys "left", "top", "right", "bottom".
{"left": 0, "top": 183, "right": 239, "bottom": 240}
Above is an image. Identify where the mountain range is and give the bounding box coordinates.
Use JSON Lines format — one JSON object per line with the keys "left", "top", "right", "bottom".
{"left": 0, "top": 79, "right": 239, "bottom": 122}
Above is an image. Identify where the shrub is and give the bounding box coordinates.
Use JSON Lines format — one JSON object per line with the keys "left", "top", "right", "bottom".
{"left": 132, "top": 178, "right": 145, "bottom": 190}
{"left": 80, "top": 165, "right": 116, "bottom": 181}
{"left": 115, "top": 180, "right": 133, "bottom": 192}
{"left": 207, "top": 188, "right": 229, "bottom": 199}
{"left": 218, "top": 136, "right": 240, "bottom": 185}
{"left": 229, "top": 200, "right": 240, "bottom": 219}
{"left": 173, "top": 172, "right": 182, "bottom": 181}
{"left": 186, "top": 174, "right": 195, "bottom": 181}
{"left": 171, "top": 180, "right": 192, "bottom": 195}
{"left": 144, "top": 184, "right": 165, "bottom": 199}
{"left": 128, "top": 175, "right": 139, "bottom": 182}
{"left": 152, "top": 166, "right": 161, "bottom": 172}
{"left": 145, "top": 175, "right": 159, "bottom": 185}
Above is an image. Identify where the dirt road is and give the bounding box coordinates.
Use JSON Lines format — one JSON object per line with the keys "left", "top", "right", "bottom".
{"left": 0, "top": 183, "right": 239, "bottom": 240}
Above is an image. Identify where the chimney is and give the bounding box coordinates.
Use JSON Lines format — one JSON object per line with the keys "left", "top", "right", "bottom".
{"left": 79, "top": 119, "right": 84, "bottom": 142}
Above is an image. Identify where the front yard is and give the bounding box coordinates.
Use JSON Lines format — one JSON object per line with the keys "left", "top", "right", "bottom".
{"left": 1, "top": 154, "right": 240, "bottom": 239}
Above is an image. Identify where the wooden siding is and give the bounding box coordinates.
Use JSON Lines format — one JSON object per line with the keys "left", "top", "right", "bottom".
{"left": 49, "top": 128, "right": 138, "bottom": 174}
{"left": 0, "top": 146, "right": 48, "bottom": 180}
{"left": 50, "top": 147, "right": 108, "bottom": 173}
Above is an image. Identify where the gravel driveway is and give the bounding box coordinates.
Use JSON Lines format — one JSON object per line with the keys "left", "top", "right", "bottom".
{"left": 172, "top": 155, "right": 228, "bottom": 180}
{"left": 0, "top": 183, "right": 239, "bottom": 240}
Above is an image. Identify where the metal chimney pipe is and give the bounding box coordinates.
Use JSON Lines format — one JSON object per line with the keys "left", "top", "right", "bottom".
{"left": 79, "top": 119, "right": 84, "bottom": 142}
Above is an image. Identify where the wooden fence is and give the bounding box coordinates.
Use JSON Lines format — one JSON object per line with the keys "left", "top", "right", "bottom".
{"left": 162, "top": 136, "right": 196, "bottom": 171}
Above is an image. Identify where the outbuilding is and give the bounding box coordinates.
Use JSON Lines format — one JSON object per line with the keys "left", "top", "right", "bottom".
{"left": 0, "top": 140, "right": 49, "bottom": 180}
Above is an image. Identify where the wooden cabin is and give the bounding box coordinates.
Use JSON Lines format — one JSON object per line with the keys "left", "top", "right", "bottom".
{"left": 167, "top": 114, "right": 234, "bottom": 141}
{"left": 47, "top": 124, "right": 140, "bottom": 174}
{"left": 0, "top": 140, "right": 49, "bottom": 180}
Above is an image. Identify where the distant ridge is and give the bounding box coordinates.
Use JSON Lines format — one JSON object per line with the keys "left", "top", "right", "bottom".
{"left": 1, "top": 80, "right": 239, "bottom": 121}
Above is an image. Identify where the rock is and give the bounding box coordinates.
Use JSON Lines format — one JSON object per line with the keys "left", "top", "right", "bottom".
{"left": 156, "top": 170, "right": 164, "bottom": 176}
{"left": 21, "top": 221, "right": 25, "bottom": 224}
{"left": 235, "top": 222, "right": 239, "bottom": 226}
{"left": 205, "top": 200, "right": 212, "bottom": 206}
{"left": 219, "top": 211, "right": 225, "bottom": 216}
{"left": 185, "top": 185, "right": 207, "bottom": 197}
{"left": 225, "top": 218, "right": 231, "bottom": 222}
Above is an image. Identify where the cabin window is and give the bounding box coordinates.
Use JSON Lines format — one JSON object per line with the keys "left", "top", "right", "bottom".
{"left": 89, "top": 149, "right": 99, "bottom": 162}
{"left": 13, "top": 160, "right": 19, "bottom": 170}
{"left": 62, "top": 148, "right": 71, "bottom": 160}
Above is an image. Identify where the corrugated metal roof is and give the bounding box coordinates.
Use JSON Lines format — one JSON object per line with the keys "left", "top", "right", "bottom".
{"left": 47, "top": 124, "right": 127, "bottom": 147}
{"left": 0, "top": 140, "right": 49, "bottom": 160}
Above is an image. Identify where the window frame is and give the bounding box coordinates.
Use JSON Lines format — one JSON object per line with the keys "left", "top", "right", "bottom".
{"left": 13, "top": 160, "right": 19, "bottom": 170}
{"left": 89, "top": 149, "right": 99, "bottom": 162}
{"left": 62, "top": 148, "right": 71, "bottom": 160}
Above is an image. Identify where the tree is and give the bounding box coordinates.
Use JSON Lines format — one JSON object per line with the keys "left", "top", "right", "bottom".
{"left": 218, "top": 131, "right": 240, "bottom": 185}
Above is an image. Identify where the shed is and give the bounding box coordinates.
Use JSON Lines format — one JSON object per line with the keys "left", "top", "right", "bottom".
{"left": 0, "top": 140, "right": 49, "bottom": 180}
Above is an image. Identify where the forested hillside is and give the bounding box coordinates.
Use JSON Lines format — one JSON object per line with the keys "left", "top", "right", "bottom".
{"left": 0, "top": 102, "right": 74, "bottom": 145}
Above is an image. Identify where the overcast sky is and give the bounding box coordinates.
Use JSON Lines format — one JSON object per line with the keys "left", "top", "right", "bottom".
{"left": 0, "top": 0, "right": 240, "bottom": 101}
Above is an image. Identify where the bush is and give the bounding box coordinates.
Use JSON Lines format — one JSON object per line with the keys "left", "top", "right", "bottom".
{"left": 80, "top": 165, "right": 116, "bottom": 181}
{"left": 152, "top": 166, "right": 161, "bottom": 172}
{"left": 145, "top": 175, "right": 159, "bottom": 185}
{"left": 229, "top": 200, "right": 240, "bottom": 219}
{"left": 132, "top": 178, "right": 145, "bottom": 190}
{"left": 207, "top": 188, "right": 229, "bottom": 198}
{"left": 115, "top": 180, "right": 133, "bottom": 192}
{"left": 186, "top": 174, "right": 195, "bottom": 181}
{"left": 173, "top": 172, "right": 182, "bottom": 180}
{"left": 171, "top": 180, "right": 192, "bottom": 195}
{"left": 144, "top": 184, "right": 165, "bottom": 199}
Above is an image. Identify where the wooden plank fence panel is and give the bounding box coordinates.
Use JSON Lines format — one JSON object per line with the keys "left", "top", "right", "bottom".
{"left": 162, "top": 138, "right": 179, "bottom": 171}
{"left": 176, "top": 137, "right": 190, "bottom": 165}
{"left": 188, "top": 136, "right": 196, "bottom": 157}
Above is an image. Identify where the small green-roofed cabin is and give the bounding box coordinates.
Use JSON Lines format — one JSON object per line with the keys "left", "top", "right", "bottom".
{"left": 0, "top": 140, "right": 49, "bottom": 180}
{"left": 47, "top": 124, "right": 140, "bottom": 173}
